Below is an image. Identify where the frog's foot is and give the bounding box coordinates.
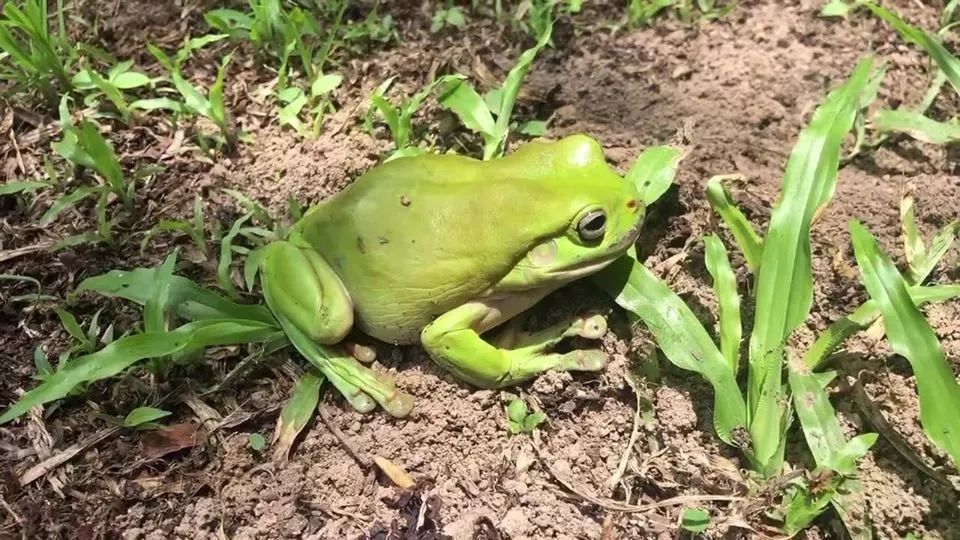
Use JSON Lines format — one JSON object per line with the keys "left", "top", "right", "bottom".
{"left": 318, "top": 348, "right": 414, "bottom": 417}
{"left": 493, "top": 312, "right": 607, "bottom": 350}
{"left": 421, "top": 303, "right": 609, "bottom": 389}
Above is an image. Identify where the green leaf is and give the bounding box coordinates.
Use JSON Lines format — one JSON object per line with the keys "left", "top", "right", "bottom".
{"left": 218, "top": 214, "right": 251, "bottom": 296}
{"left": 747, "top": 57, "right": 875, "bottom": 471}
{"left": 704, "top": 176, "right": 763, "bottom": 272}
{"left": 872, "top": 109, "right": 960, "bottom": 144}
{"left": 522, "top": 411, "right": 547, "bottom": 432}
{"left": 704, "top": 235, "right": 742, "bottom": 372}
{"left": 53, "top": 306, "right": 90, "bottom": 349}
{"left": 130, "top": 97, "right": 185, "bottom": 113}
{"left": 76, "top": 267, "right": 277, "bottom": 325}
{"left": 507, "top": 398, "right": 527, "bottom": 425}
{"left": 489, "top": 19, "right": 552, "bottom": 159}
{"left": 788, "top": 360, "right": 876, "bottom": 473}
{"left": 310, "top": 73, "right": 342, "bottom": 96}
{"left": 864, "top": 2, "right": 960, "bottom": 97}
{"left": 821, "top": 0, "right": 855, "bottom": 17}
{"left": 900, "top": 194, "right": 925, "bottom": 276}
{"left": 248, "top": 432, "right": 266, "bottom": 451}
{"left": 680, "top": 507, "right": 710, "bottom": 533}
{"left": 0, "top": 181, "right": 48, "bottom": 196}
{"left": 123, "top": 406, "right": 171, "bottom": 428}
{"left": 850, "top": 220, "right": 960, "bottom": 468}
{"left": 76, "top": 121, "right": 125, "bottom": 192}
{"left": 111, "top": 70, "right": 151, "bottom": 90}
{"left": 0, "top": 319, "right": 280, "bottom": 424}
{"left": 144, "top": 251, "right": 177, "bottom": 334}
{"left": 626, "top": 145, "right": 684, "bottom": 207}
{"left": 273, "top": 371, "right": 323, "bottom": 461}
{"left": 438, "top": 76, "right": 496, "bottom": 138}
{"left": 913, "top": 220, "right": 959, "bottom": 284}
{"left": 803, "top": 283, "right": 960, "bottom": 370}
{"left": 518, "top": 119, "right": 547, "bottom": 136}
{"left": 594, "top": 254, "right": 746, "bottom": 444}
{"left": 209, "top": 54, "right": 232, "bottom": 132}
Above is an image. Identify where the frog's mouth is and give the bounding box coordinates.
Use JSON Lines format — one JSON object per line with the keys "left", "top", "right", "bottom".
{"left": 546, "top": 218, "right": 643, "bottom": 280}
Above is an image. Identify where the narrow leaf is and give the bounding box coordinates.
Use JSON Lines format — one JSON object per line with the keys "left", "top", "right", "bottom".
{"left": 748, "top": 57, "right": 875, "bottom": 468}
{"left": 124, "top": 406, "right": 171, "bottom": 427}
{"left": 873, "top": 109, "right": 960, "bottom": 144}
{"left": 272, "top": 371, "right": 323, "bottom": 463}
{"left": 705, "top": 176, "right": 763, "bottom": 272}
{"left": 76, "top": 268, "right": 277, "bottom": 325}
{"left": 850, "top": 220, "right": 960, "bottom": 468}
{"left": 594, "top": 255, "right": 746, "bottom": 444}
{"left": 0, "top": 320, "right": 280, "bottom": 424}
{"left": 704, "top": 235, "right": 742, "bottom": 372}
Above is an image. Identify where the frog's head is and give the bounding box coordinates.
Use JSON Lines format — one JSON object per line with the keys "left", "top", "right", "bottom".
{"left": 501, "top": 134, "right": 644, "bottom": 287}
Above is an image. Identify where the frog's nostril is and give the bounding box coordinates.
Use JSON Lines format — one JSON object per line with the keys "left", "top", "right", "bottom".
{"left": 626, "top": 199, "right": 638, "bottom": 211}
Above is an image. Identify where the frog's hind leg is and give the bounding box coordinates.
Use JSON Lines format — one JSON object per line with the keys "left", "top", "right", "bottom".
{"left": 261, "top": 241, "right": 414, "bottom": 417}
{"left": 420, "top": 302, "right": 608, "bottom": 389}
{"left": 260, "top": 241, "right": 354, "bottom": 344}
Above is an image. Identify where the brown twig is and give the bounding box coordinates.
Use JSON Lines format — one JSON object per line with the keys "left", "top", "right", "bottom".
{"left": 318, "top": 404, "right": 372, "bottom": 468}
{"left": 18, "top": 426, "right": 121, "bottom": 486}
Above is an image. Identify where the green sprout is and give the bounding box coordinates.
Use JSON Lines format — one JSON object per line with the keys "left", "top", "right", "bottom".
{"left": 506, "top": 397, "right": 547, "bottom": 434}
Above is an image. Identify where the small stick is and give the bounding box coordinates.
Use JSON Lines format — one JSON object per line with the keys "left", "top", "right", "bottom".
{"left": 19, "top": 426, "right": 121, "bottom": 486}
{"left": 318, "top": 404, "right": 372, "bottom": 468}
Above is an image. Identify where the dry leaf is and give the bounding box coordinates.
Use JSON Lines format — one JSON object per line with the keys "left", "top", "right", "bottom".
{"left": 373, "top": 454, "right": 416, "bottom": 489}
{"left": 140, "top": 423, "right": 204, "bottom": 459}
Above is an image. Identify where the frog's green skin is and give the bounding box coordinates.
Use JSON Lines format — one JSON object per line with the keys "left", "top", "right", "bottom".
{"left": 260, "top": 134, "right": 644, "bottom": 417}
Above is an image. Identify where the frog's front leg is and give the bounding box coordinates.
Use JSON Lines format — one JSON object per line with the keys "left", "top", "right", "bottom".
{"left": 420, "top": 302, "right": 608, "bottom": 389}
{"left": 261, "top": 241, "right": 414, "bottom": 417}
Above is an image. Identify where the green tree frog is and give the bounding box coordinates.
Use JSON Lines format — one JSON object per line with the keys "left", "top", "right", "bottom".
{"left": 260, "top": 134, "right": 644, "bottom": 417}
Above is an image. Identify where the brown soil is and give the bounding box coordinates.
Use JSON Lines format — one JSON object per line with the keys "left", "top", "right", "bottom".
{"left": 2, "top": 1, "right": 959, "bottom": 539}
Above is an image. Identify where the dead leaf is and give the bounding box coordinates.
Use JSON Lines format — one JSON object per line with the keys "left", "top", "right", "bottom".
{"left": 140, "top": 423, "right": 204, "bottom": 460}
{"left": 372, "top": 454, "right": 415, "bottom": 489}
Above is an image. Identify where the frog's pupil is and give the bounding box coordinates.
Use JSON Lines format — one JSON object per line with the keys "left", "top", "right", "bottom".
{"left": 578, "top": 211, "right": 606, "bottom": 240}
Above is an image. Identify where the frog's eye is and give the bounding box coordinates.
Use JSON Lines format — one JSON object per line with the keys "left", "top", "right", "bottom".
{"left": 577, "top": 210, "right": 606, "bottom": 241}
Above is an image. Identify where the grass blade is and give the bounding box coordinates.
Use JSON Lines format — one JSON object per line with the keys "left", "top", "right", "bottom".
{"left": 144, "top": 251, "right": 177, "bottom": 333}
{"left": 272, "top": 370, "right": 323, "bottom": 463}
{"left": 626, "top": 145, "right": 685, "bottom": 206}
{"left": 0, "top": 319, "right": 281, "bottom": 424}
{"left": 747, "top": 57, "right": 875, "bottom": 470}
{"left": 900, "top": 194, "right": 925, "bottom": 274}
{"left": 850, "top": 220, "right": 960, "bottom": 467}
{"left": 76, "top": 267, "right": 277, "bottom": 325}
{"left": 704, "top": 235, "right": 742, "bottom": 372}
{"left": 788, "top": 360, "right": 876, "bottom": 473}
{"left": 872, "top": 109, "right": 960, "bottom": 144}
{"left": 0, "top": 181, "right": 48, "bottom": 196}
{"left": 490, "top": 19, "right": 552, "bottom": 159}
{"left": 594, "top": 254, "right": 746, "bottom": 444}
{"left": 864, "top": 2, "right": 960, "bottom": 96}
{"left": 438, "top": 76, "right": 496, "bottom": 141}
{"left": 803, "top": 283, "right": 960, "bottom": 370}
{"left": 218, "top": 214, "right": 251, "bottom": 297}
{"left": 913, "top": 220, "right": 959, "bottom": 284}
{"left": 705, "top": 176, "right": 763, "bottom": 272}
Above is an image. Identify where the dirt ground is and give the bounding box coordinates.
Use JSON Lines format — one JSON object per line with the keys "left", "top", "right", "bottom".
{"left": 2, "top": 0, "right": 959, "bottom": 538}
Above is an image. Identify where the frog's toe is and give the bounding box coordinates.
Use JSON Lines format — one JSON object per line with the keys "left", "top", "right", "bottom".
{"left": 565, "top": 314, "right": 607, "bottom": 340}
{"left": 344, "top": 341, "right": 377, "bottom": 364}
{"left": 560, "top": 349, "right": 608, "bottom": 372}
{"left": 382, "top": 392, "right": 415, "bottom": 418}
{"left": 325, "top": 369, "right": 378, "bottom": 413}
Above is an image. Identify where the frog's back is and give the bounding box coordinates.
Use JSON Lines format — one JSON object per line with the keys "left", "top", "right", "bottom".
{"left": 293, "top": 151, "right": 577, "bottom": 344}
